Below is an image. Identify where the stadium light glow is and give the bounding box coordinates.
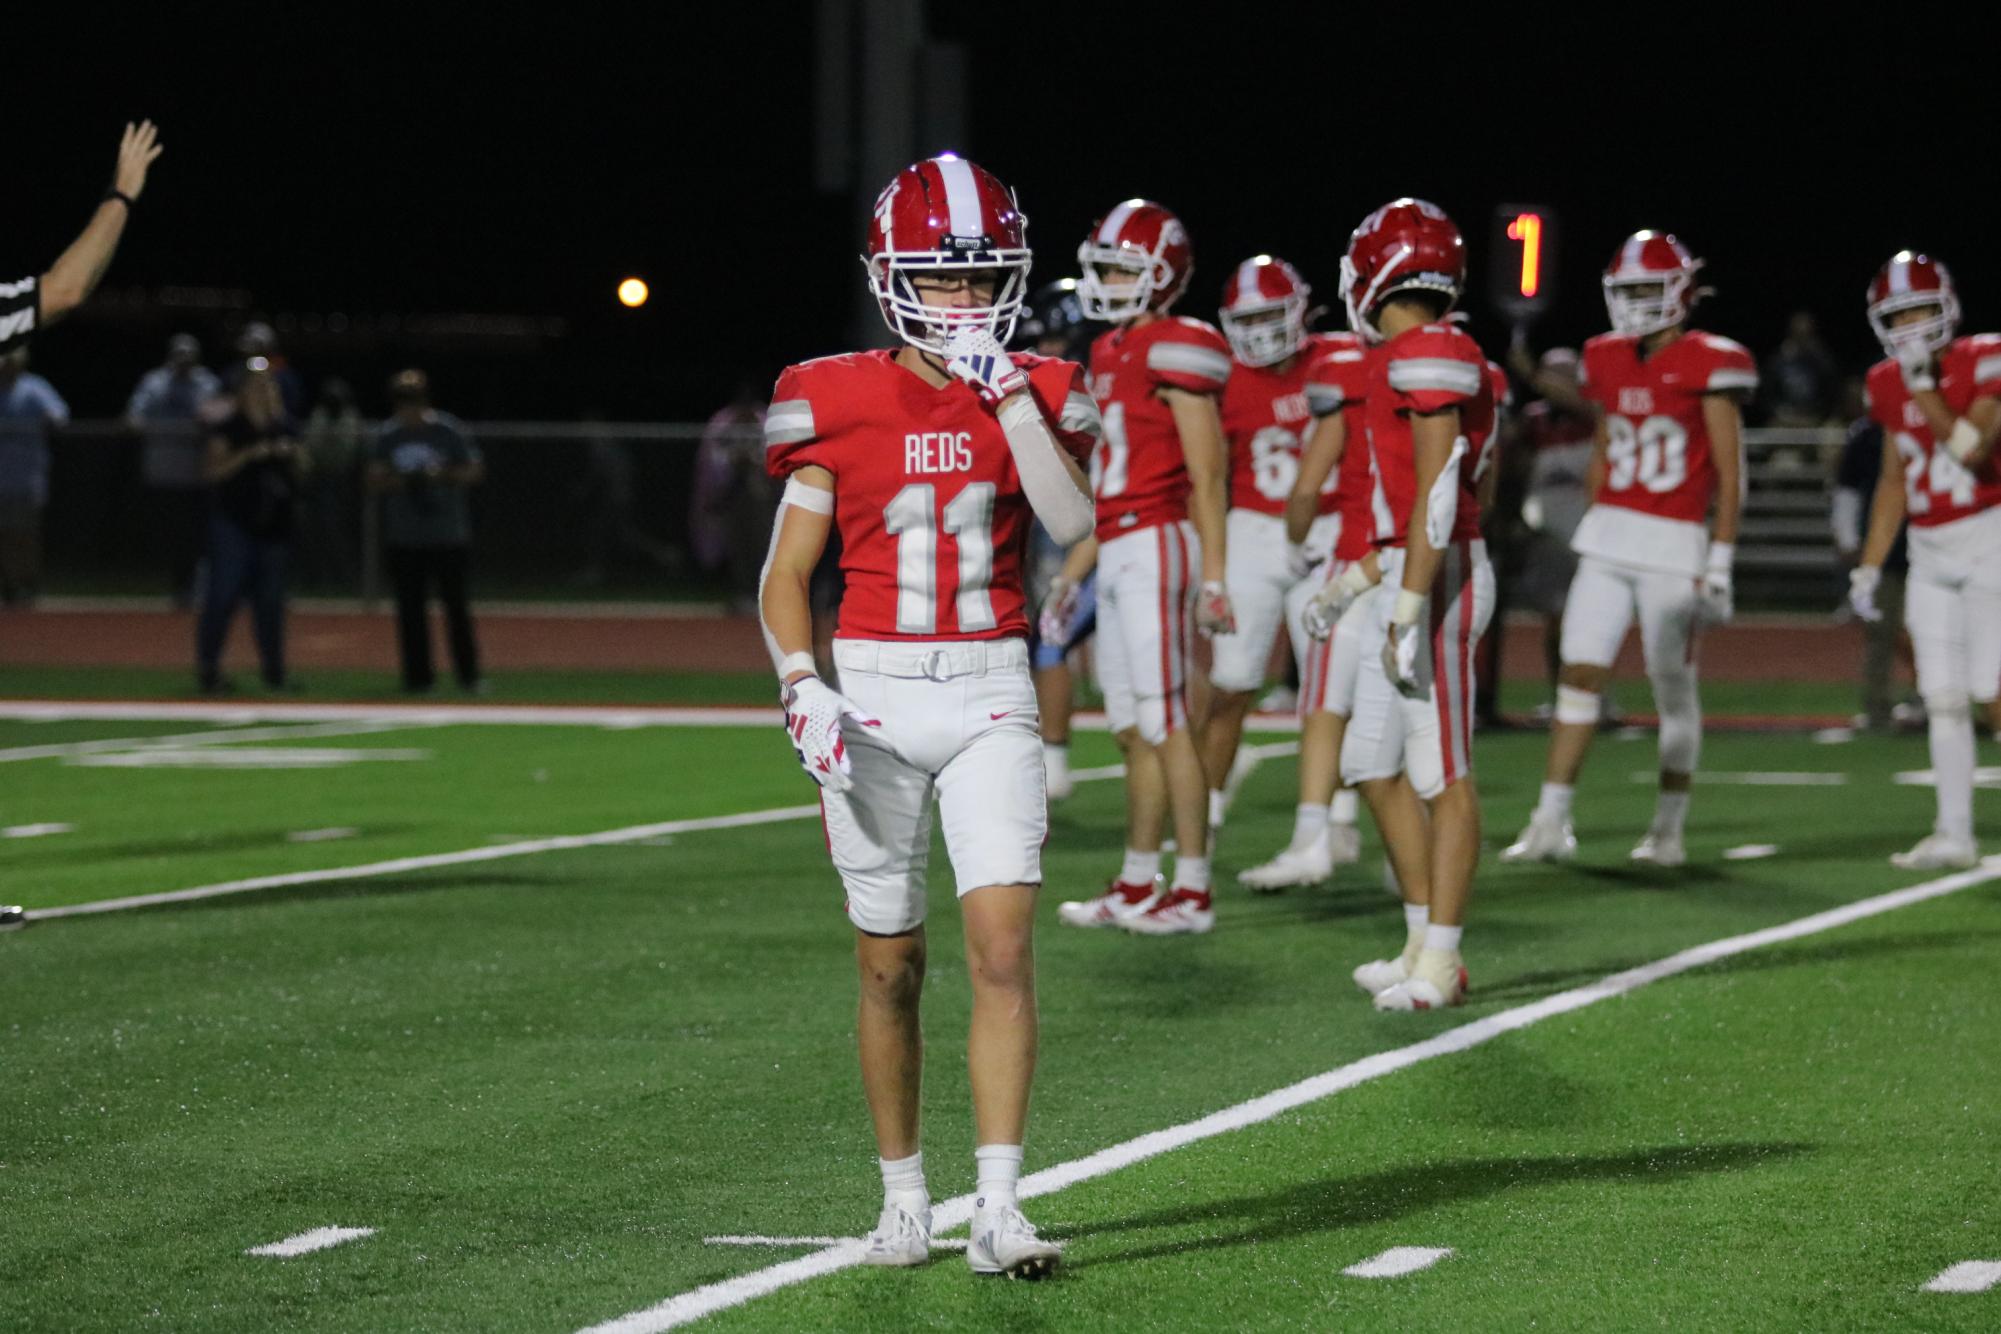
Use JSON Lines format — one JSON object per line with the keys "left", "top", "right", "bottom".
{"left": 1506, "top": 213, "right": 1542, "bottom": 298}
{"left": 617, "top": 277, "right": 650, "bottom": 308}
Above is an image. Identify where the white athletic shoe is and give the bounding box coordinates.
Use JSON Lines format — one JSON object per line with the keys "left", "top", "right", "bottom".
{"left": 1327, "top": 821, "right": 1362, "bottom": 867}
{"left": 1351, "top": 955, "right": 1409, "bottom": 996}
{"left": 1237, "top": 839, "right": 1332, "bottom": 892}
{"left": 1630, "top": 829, "right": 1686, "bottom": 868}
{"left": 1372, "top": 951, "right": 1469, "bottom": 1011}
{"left": 1889, "top": 833, "right": 1978, "bottom": 870}
{"left": 1057, "top": 876, "right": 1161, "bottom": 928}
{"left": 1500, "top": 815, "right": 1577, "bottom": 864}
{"left": 861, "top": 1201, "right": 932, "bottom": 1267}
{"left": 1122, "top": 889, "right": 1215, "bottom": 935}
{"left": 966, "top": 1204, "right": 1062, "bottom": 1279}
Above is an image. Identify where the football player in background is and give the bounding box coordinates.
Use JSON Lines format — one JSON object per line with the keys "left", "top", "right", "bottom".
{"left": 1503, "top": 233, "right": 1755, "bottom": 869}
{"left": 760, "top": 154, "right": 1098, "bottom": 1278}
{"left": 1199, "top": 257, "right": 1348, "bottom": 847}
{"left": 1850, "top": 252, "right": 2001, "bottom": 868}
{"left": 1312, "top": 199, "right": 1500, "bottom": 1010}
{"left": 1054, "top": 200, "right": 1235, "bottom": 936}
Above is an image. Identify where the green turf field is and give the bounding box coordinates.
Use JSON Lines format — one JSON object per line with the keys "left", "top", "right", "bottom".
{"left": 2, "top": 714, "right": 1996, "bottom": 1331}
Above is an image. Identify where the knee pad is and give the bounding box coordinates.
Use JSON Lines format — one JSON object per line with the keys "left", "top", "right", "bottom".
{"left": 1554, "top": 684, "right": 1601, "bottom": 726}
{"left": 1925, "top": 693, "right": 1973, "bottom": 725}
{"left": 1135, "top": 695, "right": 1173, "bottom": 746}
{"left": 1651, "top": 668, "right": 1701, "bottom": 773}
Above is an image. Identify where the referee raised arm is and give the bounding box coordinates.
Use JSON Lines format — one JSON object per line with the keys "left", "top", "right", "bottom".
{"left": 0, "top": 121, "right": 164, "bottom": 354}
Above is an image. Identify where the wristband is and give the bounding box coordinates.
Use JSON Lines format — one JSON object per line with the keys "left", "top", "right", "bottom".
{"left": 103, "top": 190, "right": 136, "bottom": 210}
{"left": 1705, "top": 541, "right": 1735, "bottom": 575}
{"left": 778, "top": 651, "right": 817, "bottom": 683}
{"left": 1946, "top": 417, "right": 1982, "bottom": 463}
{"left": 1338, "top": 562, "right": 1375, "bottom": 596}
{"left": 1391, "top": 589, "right": 1426, "bottom": 628}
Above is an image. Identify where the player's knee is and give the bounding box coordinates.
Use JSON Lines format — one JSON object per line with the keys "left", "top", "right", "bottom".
{"left": 1925, "top": 691, "right": 1972, "bottom": 723}
{"left": 1651, "top": 668, "right": 1702, "bottom": 771}
{"left": 1209, "top": 687, "right": 1257, "bottom": 719}
{"left": 965, "top": 930, "right": 1034, "bottom": 995}
{"left": 1558, "top": 662, "right": 1609, "bottom": 692}
{"left": 857, "top": 939, "right": 925, "bottom": 1008}
{"left": 1554, "top": 684, "right": 1601, "bottom": 726}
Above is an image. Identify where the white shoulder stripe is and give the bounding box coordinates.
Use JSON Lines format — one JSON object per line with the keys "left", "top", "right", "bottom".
{"left": 763, "top": 399, "right": 816, "bottom": 448}
{"left": 0, "top": 276, "right": 35, "bottom": 299}
{"left": 1147, "top": 341, "right": 1232, "bottom": 384}
{"left": 1306, "top": 384, "right": 1347, "bottom": 416}
{"left": 1706, "top": 369, "right": 1758, "bottom": 392}
{"left": 1061, "top": 391, "right": 1104, "bottom": 438}
{"left": 1386, "top": 357, "right": 1482, "bottom": 395}
{"left": 1975, "top": 354, "right": 2001, "bottom": 384}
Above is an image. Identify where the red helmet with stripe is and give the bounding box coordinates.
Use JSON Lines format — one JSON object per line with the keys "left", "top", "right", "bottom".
{"left": 1339, "top": 198, "right": 1464, "bottom": 343}
{"left": 1219, "top": 255, "right": 1310, "bottom": 367}
{"left": 864, "top": 154, "right": 1031, "bottom": 355}
{"left": 1076, "top": 200, "right": 1193, "bottom": 322}
{"left": 1867, "top": 250, "right": 1961, "bottom": 358}
{"left": 1602, "top": 231, "right": 1704, "bottom": 337}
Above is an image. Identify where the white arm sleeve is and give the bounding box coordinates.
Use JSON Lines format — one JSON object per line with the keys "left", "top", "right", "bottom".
{"left": 1830, "top": 487, "right": 1863, "bottom": 555}
{"left": 997, "top": 393, "right": 1095, "bottom": 546}
{"left": 757, "top": 480, "right": 836, "bottom": 674}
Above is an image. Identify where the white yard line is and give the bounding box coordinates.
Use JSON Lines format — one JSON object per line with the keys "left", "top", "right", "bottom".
{"left": 0, "top": 719, "right": 426, "bottom": 763}
{"left": 1342, "top": 1246, "right": 1454, "bottom": 1278}
{"left": 1722, "top": 844, "right": 1781, "bottom": 861}
{"left": 577, "top": 857, "right": 2001, "bottom": 1334}
{"left": 1924, "top": 1260, "right": 2001, "bottom": 1294}
{"left": 1629, "top": 771, "right": 1848, "bottom": 786}
{"left": 703, "top": 1236, "right": 969, "bottom": 1251}
{"left": 245, "top": 1226, "right": 376, "bottom": 1258}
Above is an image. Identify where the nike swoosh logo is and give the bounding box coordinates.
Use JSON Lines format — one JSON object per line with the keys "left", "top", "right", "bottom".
{"left": 990, "top": 710, "right": 1017, "bottom": 721}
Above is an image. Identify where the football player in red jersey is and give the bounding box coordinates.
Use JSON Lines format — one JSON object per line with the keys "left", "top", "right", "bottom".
{"left": 1314, "top": 199, "right": 1501, "bottom": 1011}
{"left": 760, "top": 154, "right": 1099, "bottom": 1278}
{"left": 1503, "top": 233, "right": 1755, "bottom": 870}
{"left": 1199, "top": 256, "right": 1356, "bottom": 853}
{"left": 1850, "top": 252, "right": 2001, "bottom": 869}
{"left": 1053, "top": 200, "right": 1234, "bottom": 936}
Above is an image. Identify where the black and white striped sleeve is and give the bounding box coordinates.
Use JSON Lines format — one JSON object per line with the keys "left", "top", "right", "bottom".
{"left": 0, "top": 276, "right": 38, "bottom": 353}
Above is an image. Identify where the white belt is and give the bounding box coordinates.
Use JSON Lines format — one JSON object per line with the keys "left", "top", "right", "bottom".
{"left": 834, "top": 637, "right": 1028, "bottom": 681}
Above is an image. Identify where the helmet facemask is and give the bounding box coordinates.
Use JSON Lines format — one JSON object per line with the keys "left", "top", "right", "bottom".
{"left": 1869, "top": 289, "right": 1960, "bottom": 360}
{"left": 867, "top": 250, "right": 1031, "bottom": 356}
{"left": 1077, "top": 243, "right": 1174, "bottom": 322}
{"left": 1221, "top": 293, "right": 1307, "bottom": 367}
{"left": 1603, "top": 266, "right": 1700, "bottom": 338}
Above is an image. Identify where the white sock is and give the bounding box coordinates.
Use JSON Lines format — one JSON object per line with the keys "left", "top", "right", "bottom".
{"left": 880, "top": 1151, "right": 928, "bottom": 1212}
{"left": 1043, "top": 742, "right": 1069, "bottom": 781}
{"left": 1654, "top": 790, "right": 1691, "bottom": 837}
{"left": 1424, "top": 923, "right": 1463, "bottom": 954}
{"left": 1119, "top": 848, "right": 1160, "bottom": 886}
{"left": 1292, "top": 802, "right": 1331, "bottom": 851}
{"left": 1331, "top": 789, "right": 1359, "bottom": 825}
{"left": 1537, "top": 782, "right": 1574, "bottom": 822}
{"left": 1171, "top": 855, "right": 1211, "bottom": 894}
{"left": 973, "top": 1144, "right": 1023, "bottom": 1214}
{"left": 1931, "top": 710, "right": 1976, "bottom": 842}
{"left": 1208, "top": 789, "right": 1228, "bottom": 829}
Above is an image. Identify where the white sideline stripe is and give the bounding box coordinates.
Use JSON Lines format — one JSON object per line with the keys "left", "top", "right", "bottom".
{"left": 1629, "top": 771, "right": 1847, "bottom": 786}
{"left": 1925, "top": 1260, "right": 2001, "bottom": 1293}
{"left": 703, "top": 1235, "right": 969, "bottom": 1251}
{"left": 1812, "top": 727, "right": 1856, "bottom": 745}
{"left": 577, "top": 857, "right": 2001, "bottom": 1333}
{"left": 1342, "top": 1246, "right": 1453, "bottom": 1278}
{"left": 1723, "top": 844, "right": 1781, "bottom": 861}
{"left": 246, "top": 1226, "right": 375, "bottom": 1258}
{"left": 0, "top": 719, "right": 423, "bottom": 763}
{"left": 3, "top": 822, "right": 74, "bottom": 839}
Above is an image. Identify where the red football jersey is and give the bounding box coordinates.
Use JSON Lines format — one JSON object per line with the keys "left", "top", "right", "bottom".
{"left": 1363, "top": 323, "right": 1498, "bottom": 548}
{"left": 1222, "top": 332, "right": 1343, "bottom": 518}
{"left": 765, "top": 350, "right": 1098, "bottom": 641}
{"left": 1865, "top": 334, "right": 2001, "bottom": 528}
{"left": 1087, "top": 316, "right": 1232, "bottom": 542}
{"left": 1579, "top": 330, "right": 1756, "bottom": 524}
{"left": 1304, "top": 334, "right": 1377, "bottom": 561}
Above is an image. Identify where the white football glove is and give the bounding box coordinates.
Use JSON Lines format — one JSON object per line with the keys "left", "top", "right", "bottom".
{"left": 1896, "top": 344, "right": 1939, "bottom": 393}
{"left": 1383, "top": 617, "right": 1425, "bottom": 700}
{"left": 1038, "top": 576, "right": 1079, "bottom": 648}
{"left": 1848, "top": 565, "right": 1884, "bottom": 624}
{"left": 1285, "top": 541, "right": 1321, "bottom": 582}
{"left": 781, "top": 676, "right": 878, "bottom": 795}
{"left": 1424, "top": 439, "right": 1467, "bottom": 550}
{"left": 944, "top": 328, "right": 1029, "bottom": 404}
{"left": 1699, "top": 543, "right": 1734, "bottom": 626}
{"left": 1302, "top": 561, "right": 1377, "bottom": 641}
{"left": 1197, "top": 580, "right": 1236, "bottom": 636}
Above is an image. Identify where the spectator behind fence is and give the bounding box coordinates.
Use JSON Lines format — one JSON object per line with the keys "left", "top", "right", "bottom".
{"left": 1762, "top": 310, "right": 1841, "bottom": 427}
{"left": 197, "top": 365, "right": 304, "bottom": 692}
{"left": 298, "top": 378, "right": 366, "bottom": 591}
{"left": 0, "top": 350, "right": 70, "bottom": 606}
{"left": 688, "top": 379, "right": 770, "bottom": 614}
{"left": 368, "top": 369, "right": 484, "bottom": 694}
{"left": 126, "top": 333, "right": 221, "bottom": 605}
{"left": 231, "top": 321, "right": 308, "bottom": 419}
{"left": 1832, "top": 379, "right": 1914, "bottom": 730}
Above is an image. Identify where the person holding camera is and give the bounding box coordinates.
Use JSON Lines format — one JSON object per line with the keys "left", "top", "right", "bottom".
{"left": 197, "top": 364, "right": 305, "bottom": 692}
{"left": 367, "top": 368, "right": 484, "bottom": 693}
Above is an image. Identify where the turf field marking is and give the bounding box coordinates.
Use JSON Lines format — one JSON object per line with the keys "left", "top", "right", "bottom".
{"left": 288, "top": 828, "right": 360, "bottom": 843}
{"left": 1895, "top": 766, "right": 2001, "bottom": 789}
{"left": 1812, "top": 727, "right": 1856, "bottom": 744}
{"left": 1341, "top": 1246, "right": 1453, "bottom": 1278}
{"left": 1630, "top": 771, "right": 1847, "bottom": 786}
{"left": 246, "top": 1226, "right": 376, "bottom": 1257}
{"left": 704, "top": 1236, "right": 969, "bottom": 1251}
{"left": 1723, "top": 844, "right": 1781, "bottom": 861}
{"left": 3, "top": 823, "right": 74, "bottom": 839}
{"left": 0, "top": 719, "right": 425, "bottom": 764}
{"left": 1924, "top": 1260, "right": 2001, "bottom": 1294}
{"left": 578, "top": 857, "right": 2001, "bottom": 1333}
{"left": 68, "top": 746, "right": 432, "bottom": 770}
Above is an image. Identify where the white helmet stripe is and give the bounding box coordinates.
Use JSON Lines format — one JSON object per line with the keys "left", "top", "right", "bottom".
{"left": 935, "top": 156, "right": 984, "bottom": 238}
{"left": 1233, "top": 258, "right": 1260, "bottom": 308}
{"left": 1097, "top": 200, "right": 1140, "bottom": 245}
{"left": 1621, "top": 233, "right": 1647, "bottom": 272}
{"left": 1889, "top": 256, "right": 1911, "bottom": 295}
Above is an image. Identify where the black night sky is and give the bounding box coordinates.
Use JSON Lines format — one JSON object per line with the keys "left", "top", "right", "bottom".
{"left": 10, "top": 10, "right": 1988, "bottom": 420}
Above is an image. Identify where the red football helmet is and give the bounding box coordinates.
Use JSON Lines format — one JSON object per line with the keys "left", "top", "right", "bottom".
{"left": 1339, "top": 198, "right": 1464, "bottom": 342}
{"left": 864, "top": 154, "right": 1031, "bottom": 355}
{"left": 1867, "top": 250, "right": 1961, "bottom": 358}
{"left": 1076, "top": 200, "right": 1193, "bottom": 322}
{"left": 1219, "top": 255, "right": 1310, "bottom": 367}
{"left": 1602, "top": 231, "right": 1704, "bottom": 337}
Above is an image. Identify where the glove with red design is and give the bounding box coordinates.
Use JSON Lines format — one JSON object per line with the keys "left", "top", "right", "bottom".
{"left": 781, "top": 676, "right": 878, "bottom": 794}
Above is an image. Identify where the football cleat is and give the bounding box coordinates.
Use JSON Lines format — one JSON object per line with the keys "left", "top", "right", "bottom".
{"left": 1238, "top": 839, "right": 1333, "bottom": 892}
{"left": 1889, "top": 833, "right": 1978, "bottom": 871}
{"left": 1327, "top": 821, "right": 1362, "bottom": 867}
{"left": 1500, "top": 815, "right": 1577, "bottom": 864}
{"left": 966, "top": 1205, "right": 1061, "bottom": 1279}
{"left": 1057, "top": 876, "right": 1161, "bottom": 929}
{"left": 0, "top": 905, "right": 25, "bottom": 932}
{"left": 1122, "top": 888, "right": 1214, "bottom": 935}
{"left": 1630, "top": 829, "right": 1686, "bottom": 868}
{"left": 860, "top": 1201, "right": 932, "bottom": 1268}
{"left": 1372, "top": 951, "right": 1469, "bottom": 1011}
{"left": 1352, "top": 955, "right": 1409, "bottom": 996}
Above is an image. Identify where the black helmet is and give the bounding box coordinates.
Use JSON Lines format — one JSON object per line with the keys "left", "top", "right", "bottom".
{"left": 1012, "top": 278, "right": 1101, "bottom": 359}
